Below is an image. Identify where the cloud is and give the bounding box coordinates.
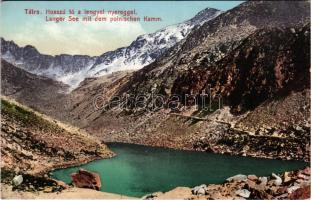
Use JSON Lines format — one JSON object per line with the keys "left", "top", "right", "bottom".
{"left": 11, "top": 14, "right": 146, "bottom": 56}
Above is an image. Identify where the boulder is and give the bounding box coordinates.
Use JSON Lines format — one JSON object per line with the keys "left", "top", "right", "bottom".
{"left": 235, "top": 189, "right": 251, "bottom": 198}
{"left": 259, "top": 177, "right": 268, "bottom": 186}
{"left": 272, "top": 173, "right": 282, "bottom": 186}
{"left": 70, "top": 169, "right": 101, "bottom": 190}
{"left": 142, "top": 194, "right": 157, "bottom": 200}
{"left": 51, "top": 179, "right": 69, "bottom": 189}
{"left": 43, "top": 187, "right": 53, "bottom": 193}
{"left": 14, "top": 167, "right": 20, "bottom": 174}
{"left": 142, "top": 192, "right": 164, "bottom": 200}
{"left": 246, "top": 179, "right": 256, "bottom": 189}
{"left": 297, "top": 173, "right": 309, "bottom": 180}
{"left": 12, "top": 175, "right": 23, "bottom": 186}
{"left": 226, "top": 174, "right": 247, "bottom": 182}
{"left": 192, "top": 184, "right": 207, "bottom": 195}
{"left": 247, "top": 175, "right": 258, "bottom": 181}
{"left": 299, "top": 181, "right": 311, "bottom": 188}
{"left": 152, "top": 192, "right": 164, "bottom": 197}
{"left": 287, "top": 185, "right": 300, "bottom": 194}
{"left": 277, "top": 186, "right": 288, "bottom": 194}
{"left": 289, "top": 186, "right": 310, "bottom": 200}
{"left": 302, "top": 167, "right": 311, "bottom": 176}
{"left": 283, "top": 172, "right": 291, "bottom": 183}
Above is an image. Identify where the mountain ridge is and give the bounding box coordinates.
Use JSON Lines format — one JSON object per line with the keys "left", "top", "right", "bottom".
{"left": 1, "top": 7, "right": 221, "bottom": 90}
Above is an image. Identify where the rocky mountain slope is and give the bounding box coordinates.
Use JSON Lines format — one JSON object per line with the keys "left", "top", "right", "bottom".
{"left": 172, "top": 24, "right": 310, "bottom": 113}
{"left": 1, "top": 96, "right": 114, "bottom": 175}
{"left": 1, "top": 7, "right": 221, "bottom": 90}
{"left": 61, "top": 1, "right": 310, "bottom": 161}
{"left": 117, "top": 1, "right": 309, "bottom": 98}
{"left": 1, "top": 59, "right": 69, "bottom": 116}
{"left": 54, "top": 24, "right": 309, "bottom": 162}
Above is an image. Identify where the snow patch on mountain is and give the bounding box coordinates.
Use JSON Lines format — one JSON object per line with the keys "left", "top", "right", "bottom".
{"left": 86, "top": 9, "right": 222, "bottom": 78}
{"left": 1, "top": 8, "right": 222, "bottom": 91}
{"left": 34, "top": 62, "right": 96, "bottom": 90}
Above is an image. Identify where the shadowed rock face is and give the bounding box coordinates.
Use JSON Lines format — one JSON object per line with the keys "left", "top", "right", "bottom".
{"left": 116, "top": 1, "right": 310, "bottom": 103}
{"left": 1, "top": 59, "right": 68, "bottom": 94}
{"left": 172, "top": 24, "right": 310, "bottom": 113}
{"left": 1, "top": 59, "right": 70, "bottom": 116}
{"left": 71, "top": 169, "right": 101, "bottom": 191}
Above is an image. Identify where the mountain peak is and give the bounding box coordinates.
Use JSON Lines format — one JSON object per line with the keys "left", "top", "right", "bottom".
{"left": 1, "top": 7, "right": 221, "bottom": 90}
{"left": 86, "top": 7, "right": 221, "bottom": 78}
{"left": 189, "top": 7, "right": 222, "bottom": 25}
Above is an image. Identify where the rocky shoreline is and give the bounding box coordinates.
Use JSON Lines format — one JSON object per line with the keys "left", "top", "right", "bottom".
{"left": 2, "top": 166, "right": 310, "bottom": 200}
{"left": 142, "top": 167, "right": 311, "bottom": 200}
{"left": 83, "top": 97, "right": 310, "bottom": 163}
{"left": 103, "top": 128, "right": 309, "bottom": 163}
{"left": 194, "top": 126, "right": 310, "bottom": 162}
{"left": 36, "top": 154, "right": 114, "bottom": 176}
{"left": 99, "top": 118, "right": 309, "bottom": 163}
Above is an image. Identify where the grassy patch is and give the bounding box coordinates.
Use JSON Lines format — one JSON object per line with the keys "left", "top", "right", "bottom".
{"left": 1, "top": 99, "right": 62, "bottom": 133}
{"left": 1, "top": 168, "right": 65, "bottom": 192}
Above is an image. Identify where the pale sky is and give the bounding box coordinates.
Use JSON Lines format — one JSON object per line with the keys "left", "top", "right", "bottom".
{"left": 0, "top": 1, "right": 243, "bottom": 56}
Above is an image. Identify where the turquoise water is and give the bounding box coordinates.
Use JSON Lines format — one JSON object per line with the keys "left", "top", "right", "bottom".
{"left": 52, "top": 143, "right": 307, "bottom": 197}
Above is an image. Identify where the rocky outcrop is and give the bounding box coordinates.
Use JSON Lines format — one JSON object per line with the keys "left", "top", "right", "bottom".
{"left": 212, "top": 124, "right": 310, "bottom": 161}
{"left": 70, "top": 169, "right": 101, "bottom": 191}
{"left": 223, "top": 167, "right": 311, "bottom": 200}
{"left": 172, "top": 24, "right": 310, "bottom": 113}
